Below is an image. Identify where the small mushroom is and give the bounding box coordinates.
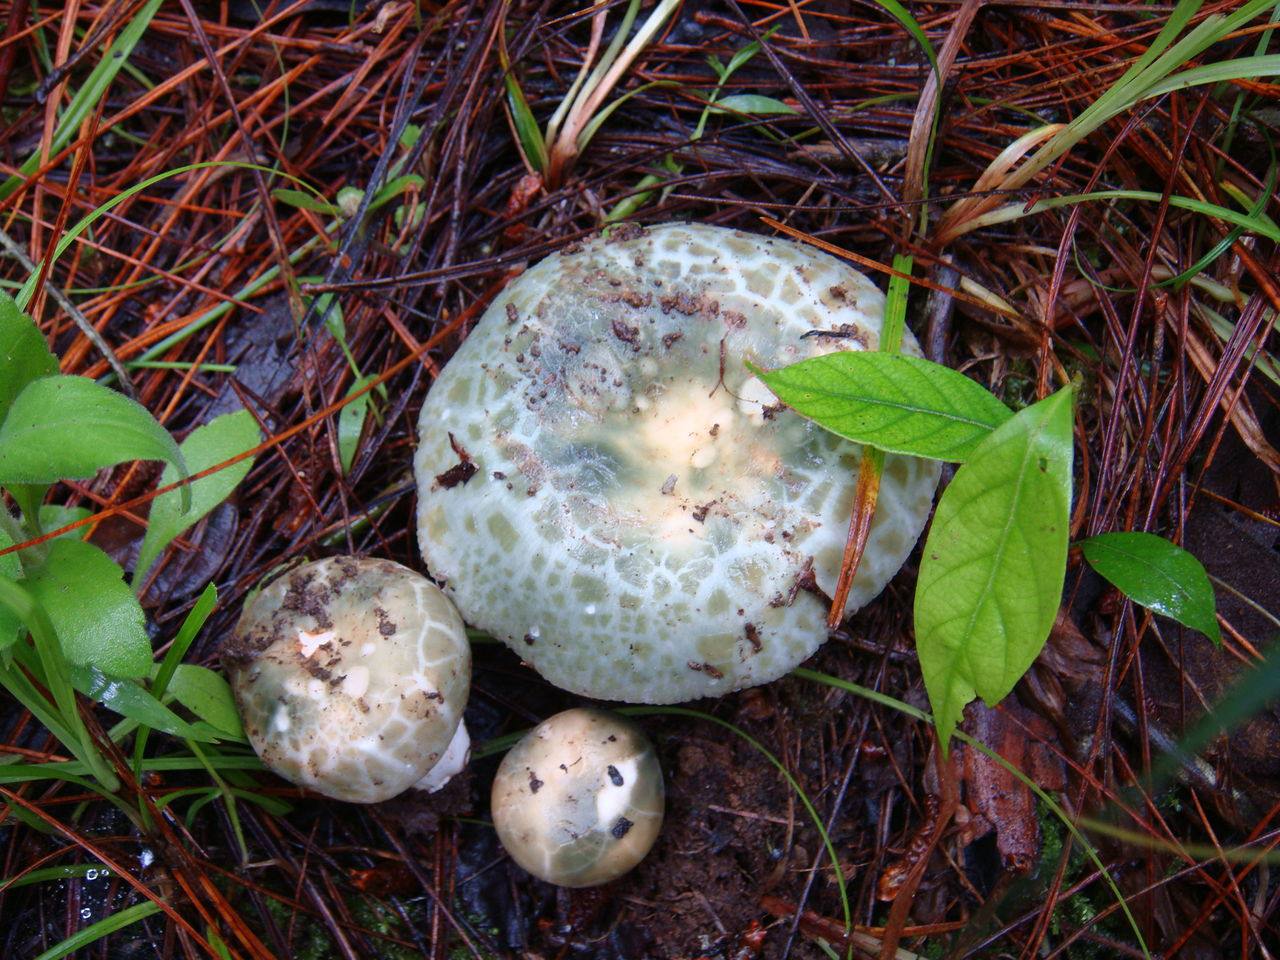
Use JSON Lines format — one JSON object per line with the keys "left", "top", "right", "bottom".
{"left": 415, "top": 223, "right": 940, "bottom": 703}
{"left": 491, "top": 708, "right": 664, "bottom": 887}
{"left": 222, "top": 556, "right": 470, "bottom": 803}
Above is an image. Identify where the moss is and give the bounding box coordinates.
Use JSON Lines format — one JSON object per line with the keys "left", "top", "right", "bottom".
{"left": 1033, "top": 801, "right": 1133, "bottom": 959}
{"left": 350, "top": 898, "right": 425, "bottom": 960}
{"left": 265, "top": 894, "right": 331, "bottom": 960}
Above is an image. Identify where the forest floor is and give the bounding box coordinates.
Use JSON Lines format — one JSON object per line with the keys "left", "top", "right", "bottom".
{"left": 1, "top": 0, "right": 1279, "bottom": 957}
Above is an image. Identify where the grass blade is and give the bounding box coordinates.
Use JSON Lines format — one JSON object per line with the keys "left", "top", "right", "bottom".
{"left": 32, "top": 901, "right": 162, "bottom": 960}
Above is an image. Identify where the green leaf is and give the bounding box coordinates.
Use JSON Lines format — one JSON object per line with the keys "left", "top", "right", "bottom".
{"left": 881, "top": 252, "right": 914, "bottom": 353}
{"left": 67, "top": 665, "right": 221, "bottom": 741}
{"left": 869, "top": 0, "right": 940, "bottom": 82}
{"left": 368, "top": 174, "right": 424, "bottom": 213}
{"left": 1141, "top": 54, "right": 1280, "bottom": 100}
{"left": 132, "top": 583, "right": 220, "bottom": 773}
{"left": 162, "top": 664, "right": 245, "bottom": 740}
{"left": 134, "top": 410, "right": 259, "bottom": 586}
{"left": 1079, "top": 532, "right": 1221, "bottom": 644}
{"left": 502, "top": 68, "right": 549, "bottom": 174}
{"left": 25, "top": 539, "right": 152, "bottom": 678}
{"left": 0, "top": 863, "right": 114, "bottom": 890}
{"left": 967, "top": 190, "right": 1280, "bottom": 244}
{"left": 723, "top": 31, "right": 770, "bottom": 77}
{"left": 398, "top": 123, "right": 422, "bottom": 149}
{"left": 751, "top": 353, "right": 1012, "bottom": 462}
{"left": 710, "top": 94, "right": 797, "bottom": 115}
{"left": 0, "top": 376, "right": 188, "bottom": 495}
{"left": 915, "top": 386, "right": 1075, "bottom": 749}
{"left": 0, "top": 529, "right": 21, "bottom": 652}
{"left": 30, "top": 901, "right": 163, "bottom": 960}
{"left": 271, "top": 188, "right": 335, "bottom": 214}
{"left": 339, "top": 375, "right": 374, "bottom": 474}
{"left": 37, "top": 505, "right": 91, "bottom": 540}
{"left": 153, "top": 583, "right": 218, "bottom": 700}
{"left": 314, "top": 292, "right": 345, "bottom": 342}
{"left": 0, "top": 293, "right": 59, "bottom": 424}
{"left": 0, "top": 576, "right": 122, "bottom": 789}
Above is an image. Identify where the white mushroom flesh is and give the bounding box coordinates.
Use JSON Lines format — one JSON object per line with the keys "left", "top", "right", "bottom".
{"left": 413, "top": 719, "right": 471, "bottom": 793}
{"left": 224, "top": 557, "right": 470, "bottom": 803}
{"left": 416, "top": 222, "right": 940, "bottom": 702}
{"left": 491, "top": 708, "right": 664, "bottom": 887}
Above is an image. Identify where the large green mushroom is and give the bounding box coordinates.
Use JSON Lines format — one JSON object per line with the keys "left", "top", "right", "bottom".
{"left": 415, "top": 223, "right": 938, "bottom": 703}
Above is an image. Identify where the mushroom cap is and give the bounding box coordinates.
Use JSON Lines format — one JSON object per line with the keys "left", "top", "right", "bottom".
{"left": 223, "top": 556, "right": 470, "bottom": 803}
{"left": 491, "top": 708, "right": 664, "bottom": 887}
{"left": 415, "top": 222, "right": 939, "bottom": 703}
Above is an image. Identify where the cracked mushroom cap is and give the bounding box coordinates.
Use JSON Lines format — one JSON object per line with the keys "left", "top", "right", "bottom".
{"left": 223, "top": 556, "right": 470, "bottom": 803}
{"left": 415, "top": 222, "right": 940, "bottom": 703}
{"left": 491, "top": 708, "right": 664, "bottom": 887}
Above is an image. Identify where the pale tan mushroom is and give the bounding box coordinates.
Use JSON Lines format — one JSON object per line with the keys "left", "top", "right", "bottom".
{"left": 491, "top": 708, "right": 664, "bottom": 887}
{"left": 223, "top": 556, "right": 470, "bottom": 803}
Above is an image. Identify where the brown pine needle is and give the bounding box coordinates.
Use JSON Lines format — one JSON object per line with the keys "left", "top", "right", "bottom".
{"left": 827, "top": 449, "right": 883, "bottom": 631}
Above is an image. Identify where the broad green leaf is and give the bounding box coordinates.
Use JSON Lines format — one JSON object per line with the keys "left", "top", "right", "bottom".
{"left": 711, "top": 94, "right": 797, "bottom": 115}
{"left": 68, "top": 665, "right": 221, "bottom": 741}
{"left": 915, "top": 386, "right": 1075, "bottom": 749}
{"left": 37, "top": 505, "right": 91, "bottom": 540}
{"left": 25, "top": 539, "right": 151, "bottom": 678}
{"left": 0, "top": 529, "right": 21, "bottom": 651}
{"left": 0, "top": 294, "right": 59, "bottom": 424}
{"left": 0, "top": 577, "right": 121, "bottom": 789}
{"left": 339, "top": 375, "right": 374, "bottom": 474}
{"left": 134, "top": 410, "right": 259, "bottom": 585}
{"left": 0, "top": 376, "right": 188, "bottom": 494}
{"left": 162, "top": 664, "right": 245, "bottom": 740}
{"left": 1079, "top": 532, "right": 1221, "bottom": 644}
{"left": 751, "top": 353, "right": 1012, "bottom": 461}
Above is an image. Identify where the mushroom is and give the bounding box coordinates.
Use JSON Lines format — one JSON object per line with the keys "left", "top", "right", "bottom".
{"left": 222, "top": 556, "right": 471, "bottom": 803}
{"left": 415, "top": 222, "right": 940, "bottom": 703}
{"left": 491, "top": 708, "right": 663, "bottom": 887}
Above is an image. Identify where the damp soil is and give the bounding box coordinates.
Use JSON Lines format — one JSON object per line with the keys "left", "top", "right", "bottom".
{"left": 422, "top": 634, "right": 920, "bottom": 960}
